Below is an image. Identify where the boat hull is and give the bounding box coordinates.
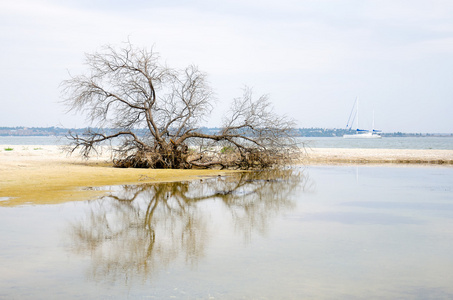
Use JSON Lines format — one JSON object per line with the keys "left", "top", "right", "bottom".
{"left": 343, "top": 132, "right": 382, "bottom": 139}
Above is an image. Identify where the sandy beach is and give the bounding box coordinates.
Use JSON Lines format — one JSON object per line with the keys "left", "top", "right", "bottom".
{"left": 303, "top": 147, "right": 453, "bottom": 165}
{"left": 1, "top": 145, "right": 452, "bottom": 206}
{"left": 0, "top": 145, "right": 233, "bottom": 206}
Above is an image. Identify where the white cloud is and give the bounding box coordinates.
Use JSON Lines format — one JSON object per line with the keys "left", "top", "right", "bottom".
{"left": 0, "top": 0, "right": 452, "bottom": 132}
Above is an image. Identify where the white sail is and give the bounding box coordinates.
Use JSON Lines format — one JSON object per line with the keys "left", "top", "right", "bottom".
{"left": 343, "top": 98, "right": 381, "bottom": 139}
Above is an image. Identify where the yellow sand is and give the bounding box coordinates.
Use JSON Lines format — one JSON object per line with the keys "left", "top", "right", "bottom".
{"left": 0, "top": 145, "right": 232, "bottom": 207}
{"left": 1, "top": 145, "right": 452, "bottom": 207}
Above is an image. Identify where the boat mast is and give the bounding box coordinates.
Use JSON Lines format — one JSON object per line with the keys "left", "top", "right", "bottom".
{"left": 356, "top": 97, "right": 359, "bottom": 131}
{"left": 372, "top": 110, "right": 375, "bottom": 131}
{"left": 346, "top": 97, "right": 358, "bottom": 130}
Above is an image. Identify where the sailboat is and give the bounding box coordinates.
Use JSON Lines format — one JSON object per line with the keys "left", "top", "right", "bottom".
{"left": 343, "top": 97, "right": 382, "bottom": 139}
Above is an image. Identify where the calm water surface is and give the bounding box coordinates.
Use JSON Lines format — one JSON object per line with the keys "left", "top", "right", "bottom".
{"left": 2, "top": 136, "right": 453, "bottom": 149}
{"left": 0, "top": 136, "right": 67, "bottom": 145}
{"left": 1, "top": 166, "right": 453, "bottom": 299}
{"left": 301, "top": 136, "right": 453, "bottom": 150}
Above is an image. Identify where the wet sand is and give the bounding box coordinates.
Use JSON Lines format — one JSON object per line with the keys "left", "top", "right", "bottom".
{"left": 1, "top": 145, "right": 452, "bottom": 206}
{"left": 0, "top": 145, "right": 232, "bottom": 206}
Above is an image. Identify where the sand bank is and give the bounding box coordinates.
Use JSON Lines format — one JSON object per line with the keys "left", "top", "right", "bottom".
{"left": 303, "top": 147, "right": 453, "bottom": 165}
{"left": 1, "top": 145, "right": 452, "bottom": 207}
{"left": 0, "top": 145, "right": 233, "bottom": 207}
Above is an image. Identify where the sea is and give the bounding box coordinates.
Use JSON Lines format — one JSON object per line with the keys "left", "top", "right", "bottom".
{"left": 1, "top": 135, "right": 453, "bottom": 299}
{"left": 1, "top": 166, "right": 453, "bottom": 299}
{"left": 1, "top": 135, "right": 453, "bottom": 150}
{"left": 301, "top": 136, "right": 453, "bottom": 150}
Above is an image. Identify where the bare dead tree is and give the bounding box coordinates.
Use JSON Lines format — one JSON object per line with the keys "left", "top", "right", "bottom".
{"left": 62, "top": 42, "right": 299, "bottom": 169}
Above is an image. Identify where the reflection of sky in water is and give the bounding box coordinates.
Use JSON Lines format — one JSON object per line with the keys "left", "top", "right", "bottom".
{"left": 342, "top": 201, "right": 453, "bottom": 211}
{"left": 287, "top": 212, "right": 422, "bottom": 225}
{"left": 0, "top": 166, "right": 453, "bottom": 299}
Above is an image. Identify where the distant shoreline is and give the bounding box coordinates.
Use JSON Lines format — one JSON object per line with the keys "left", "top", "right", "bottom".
{"left": 1, "top": 126, "right": 452, "bottom": 138}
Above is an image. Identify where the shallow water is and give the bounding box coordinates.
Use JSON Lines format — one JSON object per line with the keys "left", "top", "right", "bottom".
{"left": 1, "top": 166, "right": 453, "bottom": 299}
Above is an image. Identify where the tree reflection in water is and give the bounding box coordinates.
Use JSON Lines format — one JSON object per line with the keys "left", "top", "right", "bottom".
{"left": 68, "top": 168, "right": 309, "bottom": 284}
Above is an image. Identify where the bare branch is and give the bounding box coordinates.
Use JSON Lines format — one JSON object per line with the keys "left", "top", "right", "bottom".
{"left": 62, "top": 43, "right": 299, "bottom": 169}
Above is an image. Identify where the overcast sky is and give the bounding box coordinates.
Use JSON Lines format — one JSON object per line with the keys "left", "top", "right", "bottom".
{"left": 1, "top": 0, "right": 452, "bottom": 133}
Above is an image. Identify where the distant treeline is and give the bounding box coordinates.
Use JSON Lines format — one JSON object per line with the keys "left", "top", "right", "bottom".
{"left": 0, "top": 126, "right": 451, "bottom": 137}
